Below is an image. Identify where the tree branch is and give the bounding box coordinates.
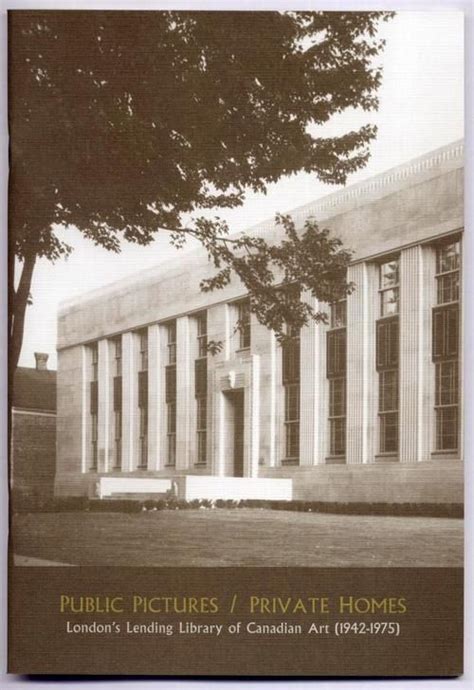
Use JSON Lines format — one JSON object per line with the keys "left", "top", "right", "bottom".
{"left": 157, "top": 224, "right": 244, "bottom": 245}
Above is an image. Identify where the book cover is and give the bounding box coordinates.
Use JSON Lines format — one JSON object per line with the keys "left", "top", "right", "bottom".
{"left": 8, "top": 8, "right": 464, "bottom": 677}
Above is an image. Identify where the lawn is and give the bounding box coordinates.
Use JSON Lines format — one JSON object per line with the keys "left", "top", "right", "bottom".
{"left": 12, "top": 508, "right": 463, "bottom": 567}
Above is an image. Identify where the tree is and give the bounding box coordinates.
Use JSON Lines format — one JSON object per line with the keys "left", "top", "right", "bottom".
{"left": 9, "top": 9, "right": 392, "bottom": 372}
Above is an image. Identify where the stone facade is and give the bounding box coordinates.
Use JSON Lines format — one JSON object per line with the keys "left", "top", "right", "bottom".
{"left": 55, "top": 141, "right": 464, "bottom": 503}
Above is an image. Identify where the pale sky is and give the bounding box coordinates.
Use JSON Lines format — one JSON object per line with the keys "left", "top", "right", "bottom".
{"left": 18, "top": 10, "right": 464, "bottom": 369}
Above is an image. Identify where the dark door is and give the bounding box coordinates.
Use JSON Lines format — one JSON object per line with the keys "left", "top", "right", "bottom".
{"left": 233, "top": 391, "right": 244, "bottom": 477}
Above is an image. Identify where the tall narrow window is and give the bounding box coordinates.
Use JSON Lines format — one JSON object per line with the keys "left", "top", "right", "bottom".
{"left": 195, "top": 312, "right": 207, "bottom": 465}
{"left": 137, "top": 329, "right": 148, "bottom": 469}
{"left": 165, "top": 321, "right": 177, "bottom": 466}
{"left": 113, "top": 336, "right": 122, "bottom": 470}
{"left": 167, "top": 320, "right": 177, "bottom": 364}
{"left": 434, "top": 239, "right": 460, "bottom": 451}
{"left": 236, "top": 298, "right": 251, "bottom": 350}
{"left": 197, "top": 311, "right": 208, "bottom": 358}
{"left": 379, "top": 259, "right": 399, "bottom": 316}
{"left": 327, "top": 301, "right": 346, "bottom": 457}
{"left": 282, "top": 325, "right": 300, "bottom": 464}
{"left": 89, "top": 343, "right": 98, "bottom": 470}
{"left": 377, "top": 258, "right": 399, "bottom": 454}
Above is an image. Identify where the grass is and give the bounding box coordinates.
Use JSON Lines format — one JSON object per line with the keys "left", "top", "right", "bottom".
{"left": 11, "top": 508, "right": 463, "bottom": 567}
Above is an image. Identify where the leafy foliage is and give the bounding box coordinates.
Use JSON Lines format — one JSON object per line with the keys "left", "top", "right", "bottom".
{"left": 9, "top": 9, "right": 392, "bottom": 354}
{"left": 200, "top": 214, "right": 354, "bottom": 343}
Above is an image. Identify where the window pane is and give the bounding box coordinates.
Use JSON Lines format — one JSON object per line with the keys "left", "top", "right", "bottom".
{"left": 167, "top": 434, "right": 176, "bottom": 465}
{"left": 114, "top": 337, "right": 122, "bottom": 375}
{"left": 437, "top": 273, "right": 459, "bottom": 305}
{"left": 285, "top": 383, "right": 299, "bottom": 422}
{"left": 197, "top": 397, "right": 207, "bottom": 430}
{"left": 113, "top": 376, "right": 122, "bottom": 411}
{"left": 196, "top": 312, "right": 208, "bottom": 357}
{"left": 90, "top": 380, "right": 98, "bottom": 413}
{"left": 165, "top": 365, "right": 177, "bottom": 402}
{"left": 381, "top": 288, "right": 399, "bottom": 316}
{"left": 139, "top": 437, "right": 147, "bottom": 468}
{"left": 329, "top": 378, "right": 345, "bottom": 417}
{"left": 437, "top": 241, "right": 460, "bottom": 274}
{"left": 91, "top": 344, "right": 98, "bottom": 380}
{"left": 114, "top": 440, "right": 121, "bottom": 469}
{"left": 380, "top": 412, "right": 398, "bottom": 453}
{"left": 327, "top": 329, "right": 346, "bottom": 377}
{"left": 166, "top": 321, "right": 177, "bottom": 363}
{"left": 285, "top": 422, "right": 299, "bottom": 459}
{"left": 167, "top": 402, "right": 176, "bottom": 433}
{"left": 379, "top": 370, "right": 398, "bottom": 412}
{"left": 436, "top": 361, "right": 459, "bottom": 406}
{"left": 167, "top": 321, "right": 176, "bottom": 343}
{"left": 138, "top": 370, "right": 148, "bottom": 407}
{"left": 330, "top": 418, "right": 346, "bottom": 456}
{"left": 91, "top": 414, "right": 98, "bottom": 441}
{"left": 436, "top": 407, "right": 458, "bottom": 450}
{"left": 331, "top": 301, "right": 347, "bottom": 328}
{"left": 195, "top": 358, "right": 207, "bottom": 398}
{"left": 114, "top": 410, "right": 122, "bottom": 440}
{"left": 380, "top": 260, "right": 399, "bottom": 289}
{"left": 197, "top": 430, "right": 207, "bottom": 464}
{"left": 376, "top": 318, "right": 399, "bottom": 370}
{"left": 138, "top": 330, "right": 148, "bottom": 371}
{"left": 198, "top": 336, "right": 208, "bottom": 358}
{"left": 237, "top": 300, "right": 251, "bottom": 349}
{"left": 139, "top": 406, "right": 148, "bottom": 435}
{"left": 446, "top": 307, "right": 459, "bottom": 357}
{"left": 282, "top": 337, "right": 300, "bottom": 383}
{"left": 196, "top": 312, "right": 207, "bottom": 336}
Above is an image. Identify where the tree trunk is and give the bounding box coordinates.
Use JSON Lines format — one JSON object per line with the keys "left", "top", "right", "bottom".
{"left": 8, "top": 251, "right": 37, "bottom": 484}
{"left": 10, "top": 250, "right": 36, "bottom": 373}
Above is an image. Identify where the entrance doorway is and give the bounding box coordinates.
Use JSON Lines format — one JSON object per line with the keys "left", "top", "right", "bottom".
{"left": 224, "top": 390, "right": 245, "bottom": 477}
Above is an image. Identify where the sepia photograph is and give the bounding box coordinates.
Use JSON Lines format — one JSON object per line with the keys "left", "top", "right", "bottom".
{"left": 9, "top": 8, "right": 464, "bottom": 570}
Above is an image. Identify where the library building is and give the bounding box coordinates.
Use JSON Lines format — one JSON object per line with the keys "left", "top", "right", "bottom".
{"left": 55, "top": 140, "right": 464, "bottom": 505}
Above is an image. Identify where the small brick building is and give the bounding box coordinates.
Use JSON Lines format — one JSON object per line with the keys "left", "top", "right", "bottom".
{"left": 11, "top": 353, "right": 56, "bottom": 498}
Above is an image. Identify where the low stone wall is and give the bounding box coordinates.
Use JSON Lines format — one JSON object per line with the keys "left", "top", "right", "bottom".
{"left": 260, "top": 460, "right": 463, "bottom": 504}
{"left": 98, "top": 476, "right": 173, "bottom": 498}
{"left": 54, "top": 465, "right": 210, "bottom": 497}
{"left": 176, "top": 476, "right": 292, "bottom": 502}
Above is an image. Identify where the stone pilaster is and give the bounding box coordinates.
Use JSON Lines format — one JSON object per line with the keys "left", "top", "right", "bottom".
{"left": 122, "top": 331, "right": 138, "bottom": 472}
{"left": 176, "top": 316, "right": 192, "bottom": 470}
{"left": 81, "top": 346, "right": 88, "bottom": 473}
{"left": 106, "top": 339, "right": 118, "bottom": 471}
{"left": 147, "top": 324, "right": 161, "bottom": 470}
{"left": 268, "top": 331, "right": 278, "bottom": 467}
{"left": 399, "top": 246, "right": 421, "bottom": 462}
{"left": 250, "top": 315, "right": 273, "bottom": 469}
{"left": 299, "top": 295, "right": 328, "bottom": 465}
{"left": 213, "top": 374, "right": 226, "bottom": 477}
{"left": 400, "top": 245, "right": 436, "bottom": 462}
{"left": 207, "top": 303, "right": 230, "bottom": 364}
{"left": 346, "top": 262, "right": 379, "bottom": 464}
{"left": 97, "top": 339, "right": 110, "bottom": 473}
{"left": 248, "top": 354, "right": 260, "bottom": 477}
{"left": 188, "top": 316, "right": 199, "bottom": 468}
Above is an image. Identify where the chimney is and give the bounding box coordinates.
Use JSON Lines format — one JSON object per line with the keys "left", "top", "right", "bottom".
{"left": 34, "top": 352, "right": 49, "bottom": 371}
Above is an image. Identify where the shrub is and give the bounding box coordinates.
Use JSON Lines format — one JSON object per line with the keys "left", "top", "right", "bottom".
{"left": 11, "top": 489, "right": 463, "bottom": 519}
{"left": 88, "top": 499, "right": 142, "bottom": 513}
